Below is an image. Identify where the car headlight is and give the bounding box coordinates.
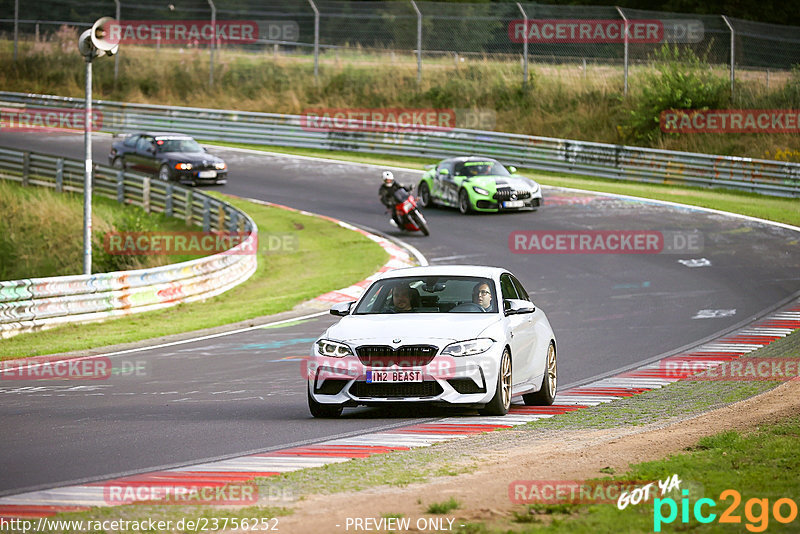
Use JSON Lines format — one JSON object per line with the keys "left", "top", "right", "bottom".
{"left": 316, "top": 339, "right": 353, "bottom": 358}
{"left": 175, "top": 163, "right": 193, "bottom": 170}
{"left": 441, "top": 338, "right": 494, "bottom": 357}
{"left": 215, "top": 162, "right": 227, "bottom": 170}
{"left": 473, "top": 186, "right": 489, "bottom": 196}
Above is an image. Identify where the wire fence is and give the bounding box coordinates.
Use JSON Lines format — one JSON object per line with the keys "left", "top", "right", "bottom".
{"left": 2, "top": 0, "right": 800, "bottom": 93}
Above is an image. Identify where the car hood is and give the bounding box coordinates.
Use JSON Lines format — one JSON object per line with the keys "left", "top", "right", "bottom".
{"left": 324, "top": 314, "right": 502, "bottom": 346}
{"left": 464, "top": 175, "right": 537, "bottom": 190}
{"left": 161, "top": 151, "right": 223, "bottom": 164}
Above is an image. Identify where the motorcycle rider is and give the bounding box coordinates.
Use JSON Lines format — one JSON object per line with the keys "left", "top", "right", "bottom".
{"left": 379, "top": 171, "right": 412, "bottom": 228}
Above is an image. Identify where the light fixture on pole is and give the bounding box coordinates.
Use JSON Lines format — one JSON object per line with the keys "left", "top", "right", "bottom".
{"left": 78, "top": 17, "right": 119, "bottom": 275}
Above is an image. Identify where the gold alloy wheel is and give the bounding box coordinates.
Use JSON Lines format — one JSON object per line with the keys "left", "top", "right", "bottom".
{"left": 501, "top": 350, "right": 512, "bottom": 410}
{"left": 546, "top": 343, "right": 557, "bottom": 395}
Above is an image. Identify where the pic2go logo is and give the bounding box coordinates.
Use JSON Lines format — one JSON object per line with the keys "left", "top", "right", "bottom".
{"left": 654, "top": 490, "right": 798, "bottom": 532}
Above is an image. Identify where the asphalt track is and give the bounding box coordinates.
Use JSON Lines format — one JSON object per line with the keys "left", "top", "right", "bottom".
{"left": 1, "top": 130, "right": 798, "bottom": 496}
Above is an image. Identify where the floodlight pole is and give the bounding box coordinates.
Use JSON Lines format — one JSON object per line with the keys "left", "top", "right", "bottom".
{"left": 516, "top": 3, "right": 528, "bottom": 90}
{"left": 410, "top": 0, "right": 421, "bottom": 83}
{"left": 721, "top": 15, "right": 735, "bottom": 98}
{"left": 308, "top": 0, "right": 319, "bottom": 80}
{"left": 13, "top": 0, "right": 19, "bottom": 61}
{"left": 83, "top": 55, "right": 93, "bottom": 274}
{"left": 615, "top": 6, "right": 628, "bottom": 97}
{"left": 114, "top": 0, "right": 121, "bottom": 81}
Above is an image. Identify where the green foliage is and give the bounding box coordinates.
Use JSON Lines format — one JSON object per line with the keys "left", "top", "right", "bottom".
{"left": 619, "top": 45, "right": 729, "bottom": 143}
{"left": 426, "top": 497, "right": 460, "bottom": 514}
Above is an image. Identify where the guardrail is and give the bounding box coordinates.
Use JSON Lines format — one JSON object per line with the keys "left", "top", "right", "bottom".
{"left": 1, "top": 91, "right": 799, "bottom": 197}
{"left": 0, "top": 147, "right": 257, "bottom": 339}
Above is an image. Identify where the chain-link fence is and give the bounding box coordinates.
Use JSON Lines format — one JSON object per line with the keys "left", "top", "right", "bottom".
{"left": 1, "top": 0, "right": 799, "bottom": 93}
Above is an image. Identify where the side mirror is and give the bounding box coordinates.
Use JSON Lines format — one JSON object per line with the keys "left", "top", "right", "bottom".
{"left": 439, "top": 168, "right": 449, "bottom": 176}
{"left": 330, "top": 301, "right": 355, "bottom": 316}
{"left": 508, "top": 166, "right": 517, "bottom": 174}
{"left": 503, "top": 299, "right": 534, "bottom": 316}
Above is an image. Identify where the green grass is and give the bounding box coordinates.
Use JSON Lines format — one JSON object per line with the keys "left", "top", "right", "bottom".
{"left": 465, "top": 416, "right": 800, "bottom": 533}
{"left": 427, "top": 497, "right": 461, "bottom": 514}
{"left": 1, "top": 192, "right": 388, "bottom": 359}
{"left": 2, "top": 38, "right": 799, "bottom": 161}
{"left": 0, "top": 180, "right": 202, "bottom": 279}
{"left": 209, "top": 141, "right": 800, "bottom": 228}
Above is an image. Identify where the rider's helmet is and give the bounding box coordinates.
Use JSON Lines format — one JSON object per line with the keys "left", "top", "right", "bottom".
{"left": 382, "top": 171, "right": 395, "bottom": 185}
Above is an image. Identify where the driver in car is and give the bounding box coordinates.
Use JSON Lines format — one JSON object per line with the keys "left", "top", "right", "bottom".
{"left": 472, "top": 282, "right": 493, "bottom": 312}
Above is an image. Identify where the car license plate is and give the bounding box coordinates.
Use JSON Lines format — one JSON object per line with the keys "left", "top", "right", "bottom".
{"left": 502, "top": 200, "right": 524, "bottom": 208}
{"left": 366, "top": 370, "right": 422, "bottom": 383}
{"left": 198, "top": 170, "right": 217, "bottom": 178}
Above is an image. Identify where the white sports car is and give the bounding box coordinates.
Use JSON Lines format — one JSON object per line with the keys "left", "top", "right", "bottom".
{"left": 307, "top": 265, "right": 557, "bottom": 417}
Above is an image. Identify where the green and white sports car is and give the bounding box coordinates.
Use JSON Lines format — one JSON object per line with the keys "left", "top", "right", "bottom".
{"left": 417, "top": 157, "right": 543, "bottom": 214}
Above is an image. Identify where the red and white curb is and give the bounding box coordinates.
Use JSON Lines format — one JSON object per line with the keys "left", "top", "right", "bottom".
{"left": 1, "top": 303, "right": 798, "bottom": 519}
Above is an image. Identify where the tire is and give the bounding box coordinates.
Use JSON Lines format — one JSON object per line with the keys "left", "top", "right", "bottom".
{"left": 418, "top": 182, "right": 435, "bottom": 208}
{"left": 409, "top": 209, "right": 430, "bottom": 236}
{"left": 308, "top": 388, "right": 344, "bottom": 418}
{"left": 479, "top": 348, "right": 512, "bottom": 416}
{"left": 458, "top": 188, "right": 472, "bottom": 215}
{"left": 111, "top": 157, "right": 124, "bottom": 170}
{"left": 158, "top": 164, "right": 171, "bottom": 182}
{"left": 523, "top": 342, "right": 557, "bottom": 406}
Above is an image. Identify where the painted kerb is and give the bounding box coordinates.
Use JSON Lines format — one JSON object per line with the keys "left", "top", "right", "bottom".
{"left": 0, "top": 147, "right": 258, "bottom": 339}
{"left": 1, "top": 91, "right": 798, "bottom": 197}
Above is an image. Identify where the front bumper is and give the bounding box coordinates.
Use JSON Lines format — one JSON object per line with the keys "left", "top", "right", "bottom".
{"left": 173, "top": 169, "right": 228, "bottom": 185}
{"left": 473, "top": 190, "right": 543, "bottom": 212}
{"left": 307, "top": 347, "right": 503, "bottom": 407}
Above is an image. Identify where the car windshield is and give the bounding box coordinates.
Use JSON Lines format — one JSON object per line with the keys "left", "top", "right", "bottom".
{"left": 156, "top": 138, "right": 203, "bottom": 153}
{"left": 353, "top": 276, "right": 497, "bottom": 314}
{"left": 453, "top": 160, "right": 509, "bottom": 177}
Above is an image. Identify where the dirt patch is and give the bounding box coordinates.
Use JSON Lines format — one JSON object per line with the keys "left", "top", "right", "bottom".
{"left": 274, "top": 379, "right": 800, "bottom": 533}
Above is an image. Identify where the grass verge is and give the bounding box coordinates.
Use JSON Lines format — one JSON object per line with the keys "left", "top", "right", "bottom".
{"left": 1, "top": 192, "right": 388, "bottom": 360}
{"left": 209, "top": 141, "right": 800, "bottom": 228}
{"left": 0, "top": 180, "right": 202, "bottom": 280}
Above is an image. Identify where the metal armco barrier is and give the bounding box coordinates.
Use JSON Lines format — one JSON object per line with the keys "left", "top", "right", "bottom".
{"left": 0, "top": 146, "right": 257, "bottom": 339}
{"left": 1, "top": 91, "right": 799, "bottom": 197}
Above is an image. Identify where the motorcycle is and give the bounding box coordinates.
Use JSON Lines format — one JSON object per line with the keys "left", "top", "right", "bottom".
{"left": 390, "top": 187, "right": 430, "bottom": 236}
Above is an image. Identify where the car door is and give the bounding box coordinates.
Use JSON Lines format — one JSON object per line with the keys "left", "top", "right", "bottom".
{"left": 499, "top": 273, "right": 532, "bottom": 389}
{"left": 433, "top": 159, "right": 455, "bottom": 206}
{"left": 509, "top": 275, "right": 542, "bottom": 387}
{"left": 117, "top": 134, "right": 139, "bottom": 166}
{"left": 133, "top": 135, "right": 157, "bottom": 173}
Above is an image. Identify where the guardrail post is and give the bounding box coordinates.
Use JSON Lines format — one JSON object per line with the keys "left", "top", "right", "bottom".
{"left": 21, "top": 152, "right": 30, "bottom": 186}
{"left": 217, "top": 204, "right": 226, "bottom": 231}
{"left": 202, "top": 198, "right": 211, "bottom": 232}
{"left": 55, "top": 158, "right": 64, "bottom": 193}
{"left": 116, "top": 169, "right": 125, "bottom": 203}
{"left": 165, "top": 183, "right": 173, "bottom": 217}
{"left": 185, "top": 189, "right": 194, "bottom": 226}
{"left": 142, "top": 177, "right": 151, "bottom": 213}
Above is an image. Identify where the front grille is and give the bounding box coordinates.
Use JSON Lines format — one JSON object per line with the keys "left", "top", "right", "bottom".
{"left": 494, "top": 187, "right": 532, "bottom": 201}
{"left": 447, "top": 378, "right": 486, "bottom": 394}
{"left": 350, "top": 381, "right": 443, "bottom": 398}
{"left": 315, "top": 379, "right": 349, "bottom": 395}
{"left": 356, "top": 345, "right": 438, "bottom": 367}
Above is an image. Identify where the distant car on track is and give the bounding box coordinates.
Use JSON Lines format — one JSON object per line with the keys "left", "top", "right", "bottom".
{"left": 307, "top": 265, "right": 558, "bottom": 418}
{"left": 109, "top": 132, "right": 227, "bottom": 185}
{"left": 417, "top": 156, "right": 542, "bottom": 214}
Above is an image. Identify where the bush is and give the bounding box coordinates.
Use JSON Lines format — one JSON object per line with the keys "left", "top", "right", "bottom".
{"left": 619, "top": 45, "right": 729, "bottom": 144}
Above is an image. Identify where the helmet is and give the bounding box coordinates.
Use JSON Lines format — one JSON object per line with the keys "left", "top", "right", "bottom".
{"left": 382, "top": 171, "right": 394, "bottom": 185}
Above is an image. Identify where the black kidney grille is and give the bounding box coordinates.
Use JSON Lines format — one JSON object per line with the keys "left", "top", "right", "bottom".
{"left": 356, "top": 345, "right": 438, "bottom": 367}
{"left": 350, "top": 381, "right": 443, "bottom": 398}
